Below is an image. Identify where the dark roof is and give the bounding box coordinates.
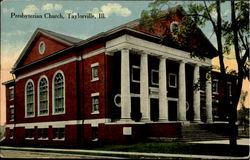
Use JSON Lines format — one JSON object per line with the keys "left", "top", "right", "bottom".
{"left": 2, "top": 79, "right": 15, "bottom": 86}
{"left": 38, "top": 28, "right": 82, "bottom": 44}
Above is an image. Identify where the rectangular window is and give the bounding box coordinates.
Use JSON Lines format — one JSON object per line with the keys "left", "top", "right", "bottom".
{"left": 227, "top": 82, "right": 232, "bottom": 96}
{"left": 91, "top": 93, "right": 99, "bottom": 114}
{"left": 92, "top": 127, "right": 98, "bottom": 141}
{"left": 25, "top": 129, "right": 34, "bottom": 139}
{"left": 53, "top": 128, "right": 65, "bottom": 140}
{"left": 9, "top": 105, "right": 14, "bottom": 121}
{"left": 169, "top": 73, "right": 177, "bottom": 88}
{"left": 212, "top": 79, "right": 219, "bottom": 94}
{"left": 9, "top": 87, "right": 14, "bottom": 100}
{"left": 38, "top": 128, "right": 48, "bottom": 140}
{"left": 131, "top": 65, "right": 140, "bottom": 83}
{"left": 9, "top": 129, "right": 14, "bottom": 139}
{"left": 151, "top": 69, "right": 159, "bottom": 85}
{"left": 91, "top": 63, "right": 99, "bottom": 81}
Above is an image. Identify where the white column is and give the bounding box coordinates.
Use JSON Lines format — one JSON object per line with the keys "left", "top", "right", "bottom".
{"left": 159, "top": 57, "right": 168, "bottom": 121}
{"left": 178, "top": 61, "right": 186, "bottom": 121}
{"left": 120, "top": 48, "right": 132, "bottom": 121}
{"left": 140, "top": 53, "right": 150, "bottom": 122}
{"left": 193, "top": 65, "right": 201, "bottom": 122}
{"left": 206, "top": 75, "right": 213, "bottom": 123}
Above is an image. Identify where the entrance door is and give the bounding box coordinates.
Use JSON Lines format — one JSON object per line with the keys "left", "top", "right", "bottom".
{"left": 168, "top": 100, "right": 177, "bottom": 121}
{"left": 150, "top": 98, "right": 159, "bottom": 121}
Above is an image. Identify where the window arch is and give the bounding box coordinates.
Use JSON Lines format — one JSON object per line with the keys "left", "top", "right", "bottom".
{"left": 53, "top": 71, "right": 65, "bottom": 114}
{"left": 25, "top": 80, "right": 35, "bottom": 118}
{"left": 170, "top": 21, "right": 179, "bottom": 34}
{"left": 38, "top": 76, "right": 49, "bottom": 116}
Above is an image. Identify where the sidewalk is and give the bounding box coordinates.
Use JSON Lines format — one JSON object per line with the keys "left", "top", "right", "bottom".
{"left": 189, "top": 138, "right": 250, "bottom": 146}
{"left": 0, "top": 142, "right": 249, "bottom": 160}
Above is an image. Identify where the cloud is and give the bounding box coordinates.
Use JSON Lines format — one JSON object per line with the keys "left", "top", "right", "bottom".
{"left": 2, "top": 8, "right": 14, "bottom": 13}
{"left": 90, "top": 3, "right": 132, "bottom": 18}
{"left": 2, "top": 30, "right": 27, "bottom": 37}
{"left": 64, "top": 9, "right": 77, "bottom": 16}
{"left": 101, "top": 3, "right": 131, "bottom": 17}
{"left": 23, "top": 4, "right": 39, "bottom": 15}
{"left": 42, "top": 3, "right": 63, "bottom": 11}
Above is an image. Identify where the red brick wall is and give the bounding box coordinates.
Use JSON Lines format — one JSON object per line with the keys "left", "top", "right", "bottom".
{"left": 98, "top": 123, "right": 145, "bottom": 144}
{"left": 146, "top": 123, "right": 181, "bottom": 138}
{"left": 20, "top": 35, "right": 69, "bottom": 67}
{"left": 82, "top": 53, "right": 106, "bottom": 119}
{"left": 14, "top": 61, "right": 78, "bottom": 123}
{"left": 83, "top": 124, "right": 92, "bottom": 143}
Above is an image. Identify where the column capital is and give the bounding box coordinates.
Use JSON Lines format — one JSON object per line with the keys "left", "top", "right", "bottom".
{"left": 194, "top": 63, "right": 201, "bottom": 67}
{"left": 140, "top": 51, "right": 149, "bottom": 56}
{"left": 121, "top": 47, "right": 130, "bottom": 52}
{"left": 179, "top": 60, "right": 187, "bottom": 64}
{"left": 156, "top": 55, "right": 167, "bottom": 60}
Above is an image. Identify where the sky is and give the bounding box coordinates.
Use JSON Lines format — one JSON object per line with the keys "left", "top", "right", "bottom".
{"left": 0, "top": 0, "right": 249, "bottom": 125}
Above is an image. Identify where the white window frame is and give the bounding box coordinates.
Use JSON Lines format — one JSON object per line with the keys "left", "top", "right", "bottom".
{"left": 91, "top": 92, "right": 100, "bottom": 114}
{"left": 212, "top": 79, "right": 219, "bottom": 94}
{"left": 91, "top": 63, "right": 99, "bottom": 82}
{"left": 151, "top": 69, "right": 159, "bottom": 85}
{"left": 39, "top": 41, "right": 45, "bottom": 54}
{"left": 9, "top": 105, "right": 14, "bottom": 122}
{"left": 9, "top": 129, "right": 14, "bottom": 139}
{"left": 92, "top": 127, "right": 98, "bottom": 141}
{"left": 37, "top": 75, "right": 49, "bottom": 116}
{"left": 38, "top": 128, "right": 49, "bottom": 140}
{"left": 25, "top": 79, "right": 35, "bottom": 118}
{"left": 25, "top": 128, "right": 35, "bottom": 140}
{"left": 227, "top": 82, "right": 232, "bottom": 96}
{"left": 52, "top": 70, "right": 66, "bottom": 115}
{"left": 9, "top": 86, "right": 14, "bottom": 101}
{"left": 53, "top": 128, "right": 65, "bottom": 141}
{"left": 168, "top": 73, "right": 177, "bottom": 88}
{"left": 131, "top": 65, "right": 140, "bottom": 83}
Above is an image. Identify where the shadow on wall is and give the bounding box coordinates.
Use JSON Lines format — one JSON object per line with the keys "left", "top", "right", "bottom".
{"left": 0, "top": 125, "right": 6, "bottom": 141}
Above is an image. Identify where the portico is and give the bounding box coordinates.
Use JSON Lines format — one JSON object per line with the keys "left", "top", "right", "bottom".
{"left": 107, "top": 34, "right": 213, "bottom": 124}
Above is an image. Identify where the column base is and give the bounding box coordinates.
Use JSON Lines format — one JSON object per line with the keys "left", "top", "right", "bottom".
{"left": 140, "top": 118, "right": 151, "bottom": 122}
{"left": 192, "top": 119, "right": 201, "bottom": 123}
{"left": 158, "top": 119, "right": 169, "bottom": 123}
{"left": 180, "top": 121, "right": 190, "bottom": 126}
{"left": 118, "top": 118, "right": 134, "bottom": 124}
{"left": 206, "top": 119, "right": 213, "bottom": 123}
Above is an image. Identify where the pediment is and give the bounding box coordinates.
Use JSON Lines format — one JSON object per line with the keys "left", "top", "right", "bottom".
{"left": 13, "top": 28, "right": 82, "bottom": 70}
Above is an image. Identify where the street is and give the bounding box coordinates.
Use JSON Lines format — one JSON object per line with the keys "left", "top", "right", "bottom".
{"left": 0, "top": 149, "right": 125, "bottom": 159}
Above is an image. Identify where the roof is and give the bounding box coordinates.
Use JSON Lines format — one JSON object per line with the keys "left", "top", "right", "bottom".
{"left": 38, "top": 28, "right": 82, "bottom": 44}
{"left": 2, "top": 79, "right": 15, "bottom": 86}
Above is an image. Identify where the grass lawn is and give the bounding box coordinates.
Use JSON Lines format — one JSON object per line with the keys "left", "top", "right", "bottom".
{"left": 93, "top": 142, "right": 249, "bottom": 157}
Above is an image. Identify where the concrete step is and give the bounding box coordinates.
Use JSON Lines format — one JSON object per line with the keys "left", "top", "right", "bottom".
{"left": 181, "top": 123, "right": 229, "bottom": 141}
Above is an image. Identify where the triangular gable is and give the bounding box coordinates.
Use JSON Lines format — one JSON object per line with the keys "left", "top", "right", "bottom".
{"left": 13, "top": 28, "right": 82, "bottom": 70}
{"left": 131, "top": 6, "right": 217, "bottom": 58}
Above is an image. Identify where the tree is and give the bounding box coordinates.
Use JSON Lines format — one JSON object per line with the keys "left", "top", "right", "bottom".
{"left": 140, "top": 0, "right": 249, "bottom": 147}
{"left": 238, "top": 91, "right": 249, "bottom": 134}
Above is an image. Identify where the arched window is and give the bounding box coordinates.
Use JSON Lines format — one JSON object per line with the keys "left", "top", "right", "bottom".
{"left": 25, "top": 80, "right": 34, "bottom": 117}
{"left": 170, "top": 21, "right": 179, "bottom": 34}
{"left": 38, "top": 77, "right": 48, "bottom": 116}
{"left": 53, "top": 71, "right": 65, "bottom": 114}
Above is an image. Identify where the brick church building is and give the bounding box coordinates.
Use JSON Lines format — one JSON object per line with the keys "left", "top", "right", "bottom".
{"left": 3, "top": 7, "right": 236, "bottom": 145}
